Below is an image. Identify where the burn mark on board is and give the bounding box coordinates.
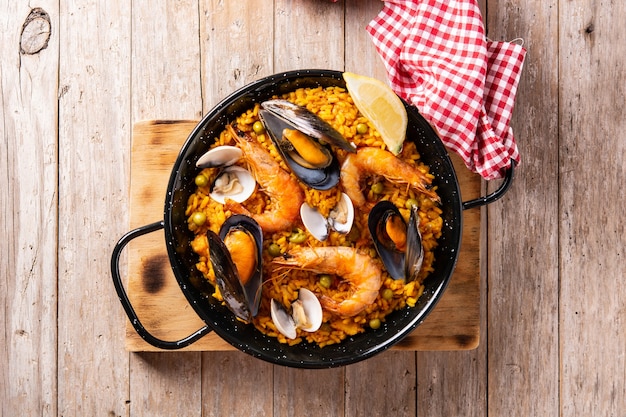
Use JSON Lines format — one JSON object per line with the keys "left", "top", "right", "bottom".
{"left": 142, "top": 253, "right": 168, "bottom": 294}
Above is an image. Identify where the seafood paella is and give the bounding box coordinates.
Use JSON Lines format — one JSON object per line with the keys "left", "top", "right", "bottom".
{"left": 184, "top": 81, "right": 443, "bottom": 347}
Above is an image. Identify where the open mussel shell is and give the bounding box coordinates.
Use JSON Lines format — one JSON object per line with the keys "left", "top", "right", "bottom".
{"left": 259, "top": 108, "right": 341, "bottom": 190}
{"left": 270, "top": 288, "right": 323, "bottom": 339}
{"left": 261, "top": 99, "right": 355, "bottom": 152}
{"left": 207, "top": 215, "right": 263, "bottom": 322}
{"left": 368, "top": 201, "right": 424, "bottom": 281}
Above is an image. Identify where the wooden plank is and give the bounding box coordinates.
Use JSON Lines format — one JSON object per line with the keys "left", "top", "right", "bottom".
{"left": 0, "top": 3, "right": 59, "bottom": 416}
{"left": 200, "top": 0, "right": 274, "bottom": 111}
{"left": 345, "top": 351, "right": 416, "bottom": 417}
{"left": 274, "top": 0, "right": 345, "bottom": 71}
{"left": 559, "top": 1, "right": 626, "bottom": 415}
{"left": 345, "top": 0, "right": 387, "bottom": 80}
{"left": 274, "top": 366, "right": 345, "bottom": 417}
{"left": 485, "top": 0, "right": 560, "bottom": 416}
{"left": 201, "top": 351, "right": 274, "bottom": 416}
{"left": 127, "top": 1, "right": 204, "bottom": 416}
{"left": 56, "top": 0, "right": 132, "bottom": 415}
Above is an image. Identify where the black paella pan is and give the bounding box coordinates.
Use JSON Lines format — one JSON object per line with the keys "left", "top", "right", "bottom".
{"left": 111, "top": 69, "right": 513, "bottom": 368}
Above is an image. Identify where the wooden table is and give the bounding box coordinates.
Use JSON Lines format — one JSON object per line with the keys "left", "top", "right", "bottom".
{"left": 2, "top": 1, "right": 625, "bottom": 416}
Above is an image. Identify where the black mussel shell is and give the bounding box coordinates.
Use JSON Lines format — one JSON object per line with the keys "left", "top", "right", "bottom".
{"left": 259, "top": 109, "right": 340, "bottom": 190}
{"left": 207, "top": 215, "right": 263, "bottom": 321}
{"left": 368, "top": 201, "right": 406, "bottom": 280}
{"left": 261, "top": 99, "right": 355, "bottom": 152}
{"left": 404, "top": 205, "right": 424, "bottom": 283}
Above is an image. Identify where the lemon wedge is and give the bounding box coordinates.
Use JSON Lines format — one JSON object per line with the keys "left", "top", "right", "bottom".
{"left": 343, "top": 72, "right": 407, "bottom": 155}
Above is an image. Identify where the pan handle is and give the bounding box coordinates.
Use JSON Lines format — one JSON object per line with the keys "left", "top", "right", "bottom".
{"left": 110, "top": 221, "right": 212, "bottom": 349}
{"left": 462, "top": 160, "right": 515, "bottom": 210}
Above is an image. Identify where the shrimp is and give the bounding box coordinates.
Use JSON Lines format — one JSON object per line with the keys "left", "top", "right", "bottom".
{"left": 225, "top": 125, "right": 304, "bottom": 233}
{"left": 340, "top": 146, "right": 440, "bottom": 208}
{"left": 273, "top": 246, "right": 382, "bottom": 317}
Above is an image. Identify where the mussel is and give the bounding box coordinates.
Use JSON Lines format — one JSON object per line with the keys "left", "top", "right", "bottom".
{"left": 270, "top": 288, "right": 323, "bottom": 339}
{"left": 261, "top": 100, "right": 355, "bottom": 152}
{"left": 207, "top": 215, "right": 263, "bottom": 322}
{"left": 368, "top": 201, "right": 424, "bottom": 281}
{"left": 259, "top": 99, "right": 354, "bottom": 190}
{"left": 300, "top": 192, "right": 354, "bottom": 242}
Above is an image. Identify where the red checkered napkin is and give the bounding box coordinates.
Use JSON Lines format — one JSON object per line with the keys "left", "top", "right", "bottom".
{"left": 367, "top": 0, "right": 526, "bottom": 180}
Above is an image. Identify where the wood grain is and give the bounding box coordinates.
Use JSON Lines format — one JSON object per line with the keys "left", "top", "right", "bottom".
{"left": 485, "top": 1, "right": 561, "bottom": 416}
{"left": 1, "top": 3, "right": 59, "bottom": 416}
{"left": 559, "top": 1, "right": 626, "bottom": 415}
{"left": 3, "top": 0, "right": 626, "bottom": 416}
{"left": 56, "top": 0, "right": 133, "bottom": 415}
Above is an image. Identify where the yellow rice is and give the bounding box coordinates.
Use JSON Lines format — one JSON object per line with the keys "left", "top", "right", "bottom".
{"left": 186, "top": 86, "right": 443, "bottom": 347}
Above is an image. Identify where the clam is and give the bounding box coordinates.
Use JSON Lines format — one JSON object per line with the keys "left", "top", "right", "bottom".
{"left": 300, "top": 192, "right": 354, "bottom": 242}
{"left": 270, "top": 288, "right": 323, "bottom": 339}
{"left": 259, "top": 100, "right": 351, "bottom": 190}
{"left": 195, "top": 145, "right": 256, "bottom": 204}
{"left": 368, "top": 201, "right": 424, "bottom": 281}
{"left": 207, "top": 215, "right": 263, "bottom": 322}
{"left": 209, "top": 165, "right": 256, "bottom": 204}
{"left": 196, "top": 145, "right": 242, "bottom": 168}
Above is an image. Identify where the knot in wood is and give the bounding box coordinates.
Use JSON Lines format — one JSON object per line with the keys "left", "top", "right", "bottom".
{"left": 20, "top": 8, "right": 51, "bottom": 55}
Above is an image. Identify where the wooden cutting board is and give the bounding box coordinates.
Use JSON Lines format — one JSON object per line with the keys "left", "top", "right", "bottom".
{"left": 124, "top": 120, "right": 483, "bottom": 351}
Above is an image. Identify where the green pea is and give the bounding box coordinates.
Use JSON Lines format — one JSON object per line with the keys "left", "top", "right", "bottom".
{"left": 371, "top": 182, "right": 384, "bottom": 194}
{"left": 405, "top": 198, "right": 419, "bottom": 209}
{"left": 192, "top": 212, "right": 207, "bottom": 226}
{"left": 267, "top": 243, "right": 281, "bottom": 257}
{"left": 195, "top": 174, "right": 209, "bottom": 187}
{"left": 319, "top": 274, "right": 333, "bottom": 289}
{"left": 356, "top": 123, "right": 369, "bottom": 134}
{"left": 369, "top": 318, "right": 381, "bottom": 330}
{"left": 253, "top": 121, "right": 265, "bottom": 134}
{"left": 381, "top": 288, "right": 394, "bottom": 301}
{"left": 288, "top": 229, "right": 307, "bottom": 244}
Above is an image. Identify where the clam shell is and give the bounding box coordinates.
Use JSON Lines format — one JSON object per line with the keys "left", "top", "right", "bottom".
{"left": 270, "top": 288, "right": 323, "bottom": 339}
{"left": 209, "top": 165, "right": 256, "bottom": 204}
{"left": 327, "top": 192, "right": 354, "bottom": 234}
{"left": 300, "top": 203, "right": 329, "bottom": 242}
{"left": 300, "top": 193, "right": 354, "bottom": 242}
{"left": 196, "top": 145, "right": 242, "bottom": 168}
{"left": 294, "top": 288, "right": 323, "bottom": 332}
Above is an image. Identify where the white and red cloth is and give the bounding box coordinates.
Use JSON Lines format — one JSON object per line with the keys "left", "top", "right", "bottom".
{"left": 366, "top": 0, "right": 526, "bottom": 180}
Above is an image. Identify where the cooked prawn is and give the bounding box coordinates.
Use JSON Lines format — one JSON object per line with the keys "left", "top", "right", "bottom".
{"left": 273, "top": 246, "right": 382, "bottom": 317}
{"left": 340, "top": 146, "right": 439, "bottom": 207}
{"left": 225, "top": 125, "right": 304, "bottom": 233}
